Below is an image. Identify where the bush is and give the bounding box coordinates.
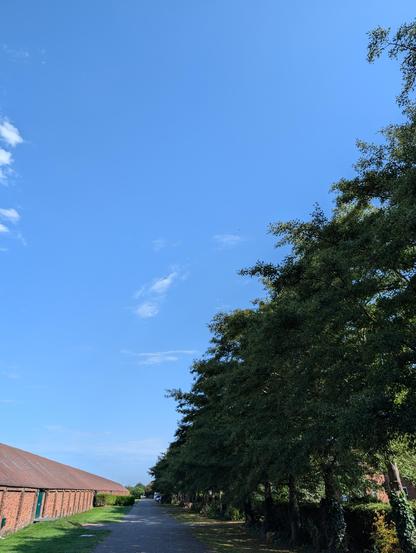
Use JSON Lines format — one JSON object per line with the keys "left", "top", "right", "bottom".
{"left": 94, "top": 493, "right": 135, "bottom": 507}
{"left": 127, "top": 484, "right": 146, "bottom": 499}
{"left": 371, "top": 511, "right": 400, "bottom": 553}
{"left": 225, "top": 506, "right": 243, "bottom": 521}
{"left": 114, "top": 495, "right": 135, "bottom": 506}
{"left": 271, "top": 500, "right": 392, "bottom": 551}
{"left": 344, "top": 502, "right": 391, "bottom": 552}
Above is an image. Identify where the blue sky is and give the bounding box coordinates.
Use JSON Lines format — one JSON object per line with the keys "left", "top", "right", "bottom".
{"left": 0, "top": 1, "right": 413, "bottom": 485}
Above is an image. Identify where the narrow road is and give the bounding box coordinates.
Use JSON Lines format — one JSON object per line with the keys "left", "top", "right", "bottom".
{"left": 93, "top": 499, "right": 210, "bottom": 553}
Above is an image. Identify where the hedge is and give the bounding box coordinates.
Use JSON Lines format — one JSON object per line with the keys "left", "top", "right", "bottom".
{"left": 271, "top": 501, "right": 395, "bottom": 551}
{"left": 344, "top": 502, "right": 391, "bottom": 551}
{"left": 94, "top": 493, "right": 135, "bottom": 507}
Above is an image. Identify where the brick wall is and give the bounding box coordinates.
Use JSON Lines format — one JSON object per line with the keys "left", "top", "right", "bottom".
{"left": 0, "top": 488, "right": 37, "bottom": 535}
{"left": 54, "top": 489, "right": 63, "bottom": 517}
{"left": 0, "top": 487, "right": 95, "bottom": 536}
{"left": 18, "top": 491, "right": 38, "bottom": 530}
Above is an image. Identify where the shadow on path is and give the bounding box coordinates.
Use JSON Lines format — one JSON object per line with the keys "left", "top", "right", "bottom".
{"left": 93, "top": 499, "right": 210, "bottom": 553}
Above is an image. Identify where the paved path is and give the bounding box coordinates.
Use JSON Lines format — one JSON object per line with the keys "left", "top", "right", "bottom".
{"left": 93, "top": 499, "right": 210, "bottom": 553}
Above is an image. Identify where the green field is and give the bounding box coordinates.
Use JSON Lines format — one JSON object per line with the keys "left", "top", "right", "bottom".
{"left": 165, "top": 505, "right": 292, "bottom": 553}
{"left": 0, "top": 506, "right": 129, "bottom": 553}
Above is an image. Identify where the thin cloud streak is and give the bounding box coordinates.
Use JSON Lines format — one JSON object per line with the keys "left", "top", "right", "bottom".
{"left": 152, "top": 238, "right": 166, "bottom": 252}
{"left": 0, "top": 118, "right": 23, "bottom": 186}
{"left": 1, "top": 371, "right": 20, "bottom": 380}
{"left": 122, "top": 349, "right": 197, "bottom": 365}
{"left": 149, "top": 272, "right": 178, "bottom": 295}
{"left": 213, "top": 233, "right": 244, "bottom": 248}
{"left": 132, "top": 267, "right": 187, "bottom": 318}
{"left": 37, "top": 426, "right": 166, "bottom": 459}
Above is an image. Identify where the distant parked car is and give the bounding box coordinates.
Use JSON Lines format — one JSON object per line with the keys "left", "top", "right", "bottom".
{"left": 154, "top": 493, "right": 161, "bottom": 502}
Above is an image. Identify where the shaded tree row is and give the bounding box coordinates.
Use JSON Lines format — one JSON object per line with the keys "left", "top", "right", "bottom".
{"left": 151, "top": 21, "right": 416, "bottom": 553}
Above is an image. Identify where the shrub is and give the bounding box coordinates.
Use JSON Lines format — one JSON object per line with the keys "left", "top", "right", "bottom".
{"left": 94, "top": 493, "right": 135, "bottom": 507}
{"left": 127, "top": 483, "right": 145, "bottom": 499}
{"left": 200, "top": 503, "right": 221, "bottom": 518}
{"left": 371, "top": 511, "right": 400, "bottom": 553}
{"left": 270, "top": 500, "right": 392, "bottom": 551}
{"left": 344, "top": 502, "right": 391, "bottom": 552}
{"left": 114, "top": 495, "right": 135, "bottom": 506}
{"left": 225, "top": 506, "right": 243, "bottom": 521}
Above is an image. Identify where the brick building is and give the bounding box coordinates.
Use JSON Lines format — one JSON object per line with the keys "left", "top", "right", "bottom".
{"left": 0, "top": 442, "right": 128, "bottom": 536}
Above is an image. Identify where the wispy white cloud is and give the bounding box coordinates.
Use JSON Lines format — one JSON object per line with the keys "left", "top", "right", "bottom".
{"left": 0, "top": 208, "right": 20, "bottom": 223}
{"left": 149, "top": 272, "right": 178, "bottom": 295}
{"left": 0, "top": 223, "right": 10, "bottom": 233}
{"left": 135, "top": 301, "right": 159, "bottom": 319}
{"left": 39, "top": 425, "right": 165, "bottom": 459}
{"left": 132, "top": 267, "right": 187, "bottom": 318}
{"left": 1, "top": 370, "right": 20, "bottom": 380}
{"left": 2, "top": 45, "right": 30, "bottom": 62}
{"left": 0, "top": 149, "right": 12, "bottom": 166}
{"left": 96, "top": 438, "right": 165, "bottom": 457}
{"left": 45, "top": 438, "right": 165, "bottom": 459}
{"left": 44, "top": 424, "right": 64, "bottom": 432}
{"left": 0, "top": 118, "right": 23, "bottom": 186}
{"left": 0, "top": 120, "right": 23, "bottom": 147}
{"left": 151, "top": 238, "right": 181, "bottom": 252}
{"left": 0, "top": 399, "right": 18, "bottom": 405}
{"left": 213, "top": 233, "right": 243, "bottom": 248}
{"left": 16, "top": 232, "right": 27, "bottom": 247}
{"left": 152, "top": 238, "right": 166, "bottom": 252}
{"left": 122, "top": 349, "right": 197, "bottom": 366}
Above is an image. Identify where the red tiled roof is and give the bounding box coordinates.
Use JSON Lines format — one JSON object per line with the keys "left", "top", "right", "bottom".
{"left": 0, "top": 443, "right": 127, "bottom": 492}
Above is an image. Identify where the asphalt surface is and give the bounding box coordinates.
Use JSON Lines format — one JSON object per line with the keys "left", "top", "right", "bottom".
{"left": 92, "top": 499, "right": 210, "bottom": 553}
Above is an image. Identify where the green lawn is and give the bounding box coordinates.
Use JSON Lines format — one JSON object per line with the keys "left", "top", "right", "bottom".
{"left": 164, "top": 505, "right": 293, "bottom": 553}
{"left": 0, "top": 505, "right": 130, "bottom": 553}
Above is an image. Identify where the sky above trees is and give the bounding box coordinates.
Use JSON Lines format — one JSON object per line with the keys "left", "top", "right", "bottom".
{"left": 0, "top": 0, "right": 415, "bottom": 484}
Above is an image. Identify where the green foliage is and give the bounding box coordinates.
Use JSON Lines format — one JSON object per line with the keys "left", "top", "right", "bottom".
{"left": 367, "top": 21, "right": 416, "bottom": 108}
{"left": 322, "top": 498, "right": 347, "bottom": 552}
{"left": 126, "top": 483, "right": 146, "bottom": 499}
{"left": 150, "top": 17, "right": 416, "bottom": 553}
{"left": 391, "top": 440, "right": 416, "bottom": 484}
{"left": 225, "top": 506, "right": 242, "bottom": 521}
{"left": 389, "top": 492, "right": 416, "bottom": 553}
{"left": 372, "top": 511, "right": 401, "bottom": 553}
{"left": 94, "top": 494, "right": 135, "bottom": 507}
{"left": 344, "top": 503, "right": 391, "bottom": 551}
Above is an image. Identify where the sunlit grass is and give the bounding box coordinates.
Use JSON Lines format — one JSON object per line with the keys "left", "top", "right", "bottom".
{"left": 0, "top": 505, "right": 129, "bottom": 553}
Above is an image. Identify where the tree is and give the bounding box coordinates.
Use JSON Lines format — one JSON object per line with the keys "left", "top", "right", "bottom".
{"left": 151, "top": 18, "right": 416, "bottom": 553}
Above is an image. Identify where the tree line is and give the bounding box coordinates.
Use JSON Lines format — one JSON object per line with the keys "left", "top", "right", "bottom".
{"left": 151, "top": 21, "right": 416, "bottom": 553}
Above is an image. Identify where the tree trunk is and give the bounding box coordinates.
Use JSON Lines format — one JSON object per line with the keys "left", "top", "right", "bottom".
{"left": 263, "top": 481, "right": 274, "bottom": 533}
{"left": 218, "top": 491, "right": 224, "bottom": 516}
{"left": 244, "top": 497, "right": 256, "bottom": 526}
{"left": 321, "top": 464, "right": 346, "bottom": 553}
{"left": 387, "top": 460, "right": 404, "bottom": 493}
{"left": 386, "top": 459, "right": 416, "bottom": 553}
{"left": 288, "top": 474, "right": 301, "bottom": 545}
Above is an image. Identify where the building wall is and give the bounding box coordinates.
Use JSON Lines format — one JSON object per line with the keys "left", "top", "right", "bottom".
{"left": 97, "top": 488, "right": 130, "bottom": 496}
{"left": 0, "top": 488, "right": 38, "bottom": 535}
{"left": 0, "top": 487, "right": 95, "bottom": 536}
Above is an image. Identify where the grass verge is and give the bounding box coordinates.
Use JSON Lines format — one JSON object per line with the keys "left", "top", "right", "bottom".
{"left": 0, "top": 505, "right": 130, "bottom": 553}
{"left": 164, "top": 505, "right": 293, "bottom": 553}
